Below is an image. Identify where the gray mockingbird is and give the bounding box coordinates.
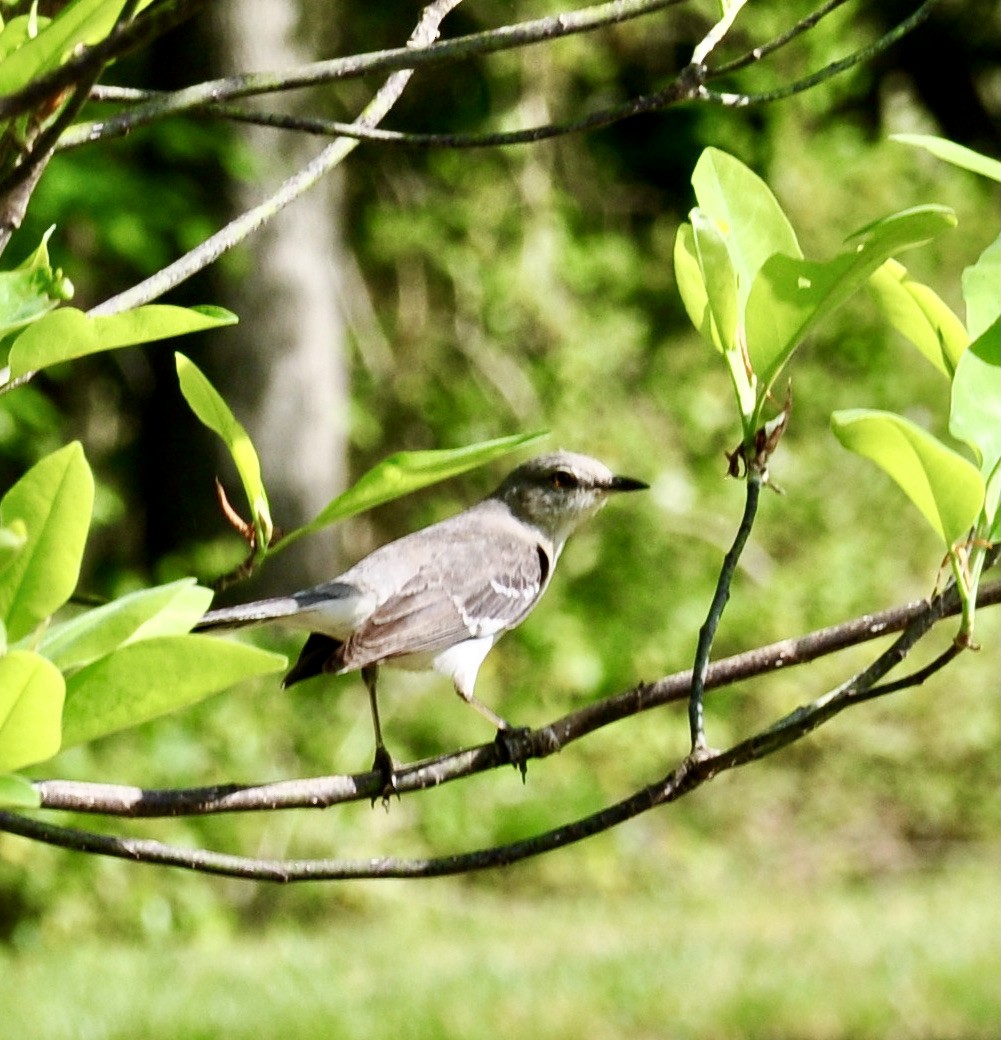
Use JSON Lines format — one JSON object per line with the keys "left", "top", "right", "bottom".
{"left": 196, "top": 450, "right": 648, "bottom": 788}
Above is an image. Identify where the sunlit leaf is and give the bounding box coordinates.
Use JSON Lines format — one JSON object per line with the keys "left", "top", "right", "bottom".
{"left": 0, "top": 227, "right": 73, "bottom": 340}
{"left": 0, "top": 772, "right": 41, "bottom": 809}
{"left": 7, "top": 304, "right": 236, "bottom": 376}
{"left": 0, "top": 650, "right": 64, "bottom": 772}
{"left": 0, "top": 0, "right": 154, "bottom": 96}
{"left": 691, "top": 148, "right": 801, "bottom": 313}
{"left": 0, "top": 443, "right": 94, "bottom": 642}
{"left": 950, "top": 319, "right": 1001, "bottom": 527}
{"left": 690, "top": 209, "right": 738, "bottom": 353}
{"left": 283, "top": 432, "right": 548, "bottom": 549}
{"left": 868, "top": 259, "right": 968, "bottom": 378}
{"left": 962, "top": 235, "right": 1000, "bottom": 342}
{"left": 0, "top": 519, "right": 27, "bottom": 575}
{"left": 175, "top": 352, "right": 272, "bottom": 547}
{"left": 892, "top": 134, "right": 1001, "bottom": 183}
{"left": 37, "top": 578, "right": 214, "bottom": 671}
{"left": 747, "top": 206, "right": 956, "bottom": 402}
{"left": 673, "top": 223, "right": 711, "bottom": 341}
{"left": 831, "top": 409, "right": 983, "bottom": 547}
{"left": 61, "top": 636, "right": 287, "bottom": 748}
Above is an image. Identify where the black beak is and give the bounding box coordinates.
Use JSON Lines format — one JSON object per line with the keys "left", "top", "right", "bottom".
{"left": 609, "top": 474, "right": 649, "bottom": 493}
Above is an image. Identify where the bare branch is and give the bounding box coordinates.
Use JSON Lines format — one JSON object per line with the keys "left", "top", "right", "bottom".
{"left": 2, "top": 571, "right": 996, "bottom": 881}
{"left": 703, "top": 0, "right": 940, "bottom": 108}
{"left": 25, "top": 577, "right": 1000, "bottom": 818}
{"left": 56, "top": 1, "right": 941, "bottom": 158}
{"left": 56, "top": 0, "right": 691, "bottom": 149}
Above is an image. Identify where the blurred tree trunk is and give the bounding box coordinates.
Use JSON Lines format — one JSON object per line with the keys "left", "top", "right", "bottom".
{"left": 211, "top": 0, "right": 350, "bottom": 594}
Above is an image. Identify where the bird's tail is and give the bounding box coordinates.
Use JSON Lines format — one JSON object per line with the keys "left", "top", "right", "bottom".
{"left": 193, "top": 581, "right": 362, "bottom": 633}
{"left": 193, "top": 596, "right": 305, "bottom": 631}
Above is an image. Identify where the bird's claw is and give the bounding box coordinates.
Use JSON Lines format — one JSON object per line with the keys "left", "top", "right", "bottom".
{"left": 370, "top": 745, "right": 400, "bottom": 808}
{"left": 495, "top": 726, "right": 532, "bottom": 781}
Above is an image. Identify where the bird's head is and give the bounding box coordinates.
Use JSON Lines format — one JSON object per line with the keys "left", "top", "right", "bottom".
{"left": 493, "top": 450, "right": 648, "bottom": 550}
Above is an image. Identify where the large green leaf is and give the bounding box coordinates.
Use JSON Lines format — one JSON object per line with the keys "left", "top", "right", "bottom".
{"left": 61, "top": 636, "right": 287, "bottom": 748}
{"left": 7, "top": 304, "right": 236, "bottom": 376}
{"left": 0, "top": 520, "right": 27, "bottom": 578}
{"left": 0, "top": 650, "right": 64, "bottom": 772}
{"left": 690, "top": 148, "right": 801, "bottom": 313}
{"left": 689, "top": 209, "right": 739, "bottom": 353}
{"left": 831, "top": 409, "right": 984, "bottom": 547}
{"left": 175, "top": 352, "right": 272, "bottom": 547}
{"left": 281, "top": 432, "right": 548, "bottom": 549}
{"left": 673, "top": 223, "right": 712, "bottom": 342}
{"left": 0, "top": 228, "right": 73, "bottom": 341}
{"left": 0, "top": 0, "right": 153, "bottom": 97}
{"left": 746, "top": 206, "right": 957, "bottom": 403}
{"left": 0, "top": 442, "right": 94, "bottom": 642}
{"left": 37, "top": 578, "right": 214, "bottom": 672}
{"left": 867, "top": 259, "right": 968, "bottom": 378}
{"left": 891, "top": 134, "right": 1001, "bottom": 183}
{"left": 962, "top": 235, "right": 1000, "bottom": 342}
{"left": 950, "top": 319, "right": 1001, "bottom": 529}
{"left": 0, "top": 772, "right": 41, "bottom": 809}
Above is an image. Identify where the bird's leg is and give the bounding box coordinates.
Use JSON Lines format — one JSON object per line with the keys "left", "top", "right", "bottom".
{"left": 453, "top": 683, "right": 531, "bottom": 780}
{"left": 362, "top": 665, "right": 397, "bottom": 801}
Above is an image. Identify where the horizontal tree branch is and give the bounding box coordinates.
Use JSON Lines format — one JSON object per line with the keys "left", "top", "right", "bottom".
{"left": 57, "top": 0, "right": 690, "bottom": 148}
{"left": 2, "top": 568, "right": 994, "bottom": 880}
{"left": 26, "top": 576, "right": 1000, "bottom": 817}
{"left": 57, "top": 0, "right": 939, "bottom": 155}
{"left": 703, "top": 0, "right": 939, "bottom": 108}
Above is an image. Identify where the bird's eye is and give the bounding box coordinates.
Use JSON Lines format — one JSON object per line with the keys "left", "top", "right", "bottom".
{"left": 550, "top": 469, "right": 578, "bottom": 490}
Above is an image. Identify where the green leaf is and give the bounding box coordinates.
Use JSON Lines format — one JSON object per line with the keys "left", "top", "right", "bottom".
{"left": 0, "top": 15, "right": 53, "bottom": 65}
{"left": 61, "top": 636, "right": 287, "bottom": 748}
{"left": 0, "top": 773, "right": 41, "bottom": 809}
{"left": 0, "top": 227, "right": 73, "bottom": 340}
{"left": 0, "top": 0, "right": 154, "bottom": 97}
{"left": 283, "top": 432, "right": 548, "bottom": 549}
{"left": 831, "top": 409, "right": 984, "bottom": 547}
{"left": 0, "top": 650, "right": 64, "bottom": 771}
{"left": 36, "top": 578, "right": 214, "bottom": 671}
{"left": 891, "top": 134, "right": 1001, "bottom": 183}
{"left": 950, "top": 318, "right": 1001, "bottom": 527}
{"left": 690, "top": 147, "right": 802, "bottom": 313}
{"left": 868, "top": 259, "right": 968, "bottom": 378}
{"left": 673, "top": 223, "right": 711, "bottom": 341}
{"left": 746, "top": 206, "right": 957, "bottom": 403}
{"left": 7, "top": 304, "right": 237, "bottom": 376}
{"left": 689, "top": 209, "right": 739, "bottom": 353}
{"left": 175, "top": 352, "right": 272, "bottom": 547}
{"left": 0, "top": 519, "right": 27, "bottom": 575}
{"left": 962, "top": 235, "right": 1000, "bottom": 342}
{"left": 0, "top": 443, "right": 94, "bottom": 642}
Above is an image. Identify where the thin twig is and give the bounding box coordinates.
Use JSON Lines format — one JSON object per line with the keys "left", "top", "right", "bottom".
{"left": 703, "top": 0, "right": 940, "bottom": 108}
{"left": 707, "top": 0, "right": 852, "bottom": 78}
{"left": 689, "top": 472, "right": 762, "bottom": 751}
{"left": 60, "top": 71, "right": 706, "bottom": 152}
{"left": 26, "top": 577, "right": 1000, "bottom": 817}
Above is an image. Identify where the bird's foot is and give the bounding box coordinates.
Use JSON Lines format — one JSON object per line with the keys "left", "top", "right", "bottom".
{"left": 494, "top": 726, "right": 532, "bottom": 782}
{"left": 370, "top": 745, "right": 400, "bottom": 808}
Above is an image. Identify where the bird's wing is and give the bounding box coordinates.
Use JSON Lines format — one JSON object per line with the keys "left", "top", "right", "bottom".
{"left": 339, "top": 534, "right": 550, "bottom": 668}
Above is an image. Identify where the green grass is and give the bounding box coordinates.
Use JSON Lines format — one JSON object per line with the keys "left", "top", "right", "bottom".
{"left": 3, "top": 852, "right": 997, "bottom": 1040}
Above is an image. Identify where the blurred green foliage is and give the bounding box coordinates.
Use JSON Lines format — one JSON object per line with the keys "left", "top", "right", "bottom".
{"left": 0, "top": 1, "right": 998, "bottom": 1035}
